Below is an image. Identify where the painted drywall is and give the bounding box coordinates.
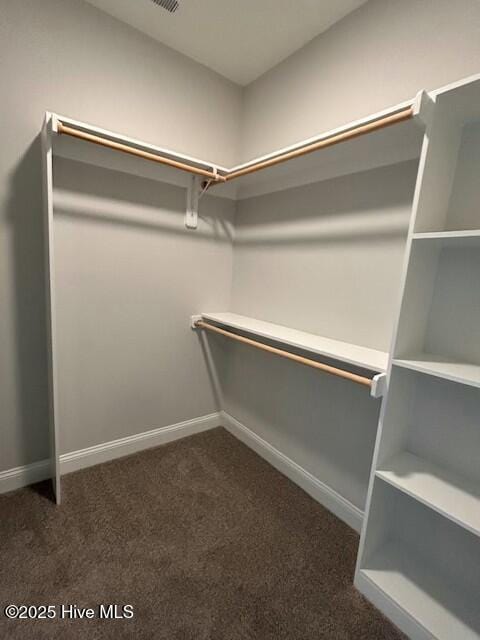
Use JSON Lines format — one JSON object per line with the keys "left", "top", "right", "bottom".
{"left": 219, "top": 0, "right": 480, "bottom": 515}
{"left": 231, "top": 161, "right": 418, "bottom": 351}
{"left": 221, "top": 341, "right": 382, "bottom": 512}
{"left": 2, "top": 0, "right": 480, "bottom": 519}
{"left": 240, "top": 0, "right": 480, "bottom": 161}
{"left": 53, "top": 158, "right": 234, "bottom": 454}
{"left": 0, "top": 0, "right": 241, "bottom": 472}
{"left": 221, "top": 161, "right": 417, "bottom": 510}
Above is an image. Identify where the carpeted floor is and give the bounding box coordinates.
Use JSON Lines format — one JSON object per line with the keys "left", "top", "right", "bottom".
{"left": 0, "top": 427, "right": 404, "bottom": 639}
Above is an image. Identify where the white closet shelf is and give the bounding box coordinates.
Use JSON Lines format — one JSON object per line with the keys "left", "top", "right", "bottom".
{"left": 360, "top": 540, "right": 480, "bottom": 640}
{"left": 393, "top": 354, "right": 480, "bottom": 388}
{"left": 376, "top": 451, "right": 480, "bottom": 538}
{"left": 412, "top": 229, "right": 480, "bottom": 246}
{"left": 229, "top": 104, "right": 421, "bottom": 199}
{"left": 52, "top": 112, "right": 229, "bottom": 173}
{"left": 200, "top": 312, "right": 388, "bottom": 372}
{"left": 48, "top": 100, "right": 422, "bottom": 201}
{"left": 50, "top": 112, "right": 237, "bottom": 199}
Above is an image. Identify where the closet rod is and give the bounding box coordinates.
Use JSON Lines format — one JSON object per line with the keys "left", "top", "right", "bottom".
{"left": 195, "top": 320, "right": 373, "bottom": 389}
{"left": 222, "top": 106, "right": 414, "bottom": 182}
{"left": 56, "top": 122, "right": 226, "bottom": 182}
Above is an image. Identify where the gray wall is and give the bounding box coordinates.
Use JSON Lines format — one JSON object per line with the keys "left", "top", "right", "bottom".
{"left": 223, "top": 162, "right": 417, "bottom": 510}
{"left": 54, "top": 158, "right": 234, "bottom": 455}
{"left": 2, "top": 0, "right": 480, "bottom": 520}
{"left": 241, "top": 0, "right": 480, "bottom": 160}
{"left": 222, "top": 0, "right": 480, "bottom": 514}
{"left": 0, "top": 0, "right": 241, "bottom": 472}
{"left": 221, "top": 341, "right": 382, "bottom": 512}
{"left": 231, "top": 162, "right": 418, "bottom": 351}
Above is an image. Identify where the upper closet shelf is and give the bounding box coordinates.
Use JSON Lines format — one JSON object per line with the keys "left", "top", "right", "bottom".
{"left": 199, "top": 312, "right": 388, "bottom": 373}
{"left": 49, "top": 112, "right": 236, "bottom": 197}
{"left": 47, "top": 96, "right": 423, "bottom": 201}
{"left": 225, "top": 102, "right": 423, "bottom": 200}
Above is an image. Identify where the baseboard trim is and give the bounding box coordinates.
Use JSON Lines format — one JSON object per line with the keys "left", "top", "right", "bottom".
{"left": 0, "top": 459, "right": 51, "bottom": 496}
{"left": 2, "top": 411, "right": 364, "bottom": 533}
{"left": 60, "top": 412, "right": 221, "bottom": 474}
{"left": 221, "top": 411, "right": 363, "bottom": 532}
{"left": 0, "top": 412, "right": 221, "bottom": 495}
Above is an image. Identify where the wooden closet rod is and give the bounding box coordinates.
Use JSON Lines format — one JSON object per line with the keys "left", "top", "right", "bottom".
{"left": 57, "top": 121, "right": 226, "bottom": 182}
{"left": 223, "top": 106, "right": 414, "bottom": 182}
{"left": 58, "top": 106, "right": 412, "bottom": 187}
{"left": 195, "top": 320, "right": 373, "bottom": 389}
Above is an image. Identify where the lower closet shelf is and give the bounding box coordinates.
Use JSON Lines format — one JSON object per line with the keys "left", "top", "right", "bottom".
{"left": 200, "top": 312, "right": 388, "bottom": 372}
{"left": 376, "top": 452, "right": 480, "bottom": 538}
{"left": 360, "top": 540, "right": 480, "bottom": 640}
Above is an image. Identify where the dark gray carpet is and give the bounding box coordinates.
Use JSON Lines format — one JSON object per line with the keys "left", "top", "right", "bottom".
{"left": 0, "top": 427, "right": 404, "bottom": 639}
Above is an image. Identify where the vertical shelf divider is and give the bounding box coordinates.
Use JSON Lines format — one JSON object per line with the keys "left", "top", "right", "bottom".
{"left": 42, "top": 113, "right": 61, "bottom": 504}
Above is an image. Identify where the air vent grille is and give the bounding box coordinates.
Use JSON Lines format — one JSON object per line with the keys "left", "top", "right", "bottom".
{"left": 151, "top": 0, "right": 179, "bottom": 12}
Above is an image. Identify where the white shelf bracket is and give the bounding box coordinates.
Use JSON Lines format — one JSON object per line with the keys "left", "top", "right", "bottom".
{"left": 50, "top": 113, "right": 59, "bottom": 134}
{"left": 370, "top": 372, "right": 387, "bottom": 398}
{"left": 185, "top": 175, "right": 201, "bottom": 230}
{"left": 190, "top": 314, "right": 202, "bottom": 329}
{"left": 413, "top": 89, "right": 435, "bottom": 129}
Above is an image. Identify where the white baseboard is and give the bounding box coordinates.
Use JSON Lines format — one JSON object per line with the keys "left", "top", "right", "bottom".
{"left": 0, "top": 459, "right": 51, "bottom": 496}
{"left": 0, "top": 412, "right": 221, "bottom": 495}
{"left": 221, "top": 411, "right": 363, "bottom": 532}
{"left": 60, "top": 412, "right": 221, "bottom": 474}
{"left": 1, "top": 411, "right": 364, "bottom": 534}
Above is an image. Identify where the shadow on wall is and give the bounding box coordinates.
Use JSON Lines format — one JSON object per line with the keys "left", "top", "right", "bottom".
{"left": 4, "top": 152, "right": 235, "bottom": 470}
{"left": 234, "top": 160, "right": 418, "bottom": 246}
{"left": 6, "top": 134, "right": 50, "bottom": 467}
{"left": 52, "top": 157, "right": 234, "bottom": 243}
{"left": 217, "top": 338, "right": 381, "bottom": 510}
{"left": 196, "top": 331, "right": 228, "bottom": 412}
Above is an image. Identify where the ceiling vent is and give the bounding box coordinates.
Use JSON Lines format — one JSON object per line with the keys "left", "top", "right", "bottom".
{"left": 151, "top": 0, "right": 179, "bottom": 12}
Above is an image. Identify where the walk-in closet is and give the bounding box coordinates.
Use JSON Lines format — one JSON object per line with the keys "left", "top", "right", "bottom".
{"left": 1, "top": 1, "right": 479, "bottom": 638}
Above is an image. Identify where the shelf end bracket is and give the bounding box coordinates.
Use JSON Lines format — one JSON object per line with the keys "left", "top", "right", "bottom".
{"left": 190, "top": 314, "right": 202, "bottom": 329}
{"left": 370, "top": 372, "right": 387, "bottom": 398}
{"left": 413, "top": 90, "right": 435, "bottom": 129}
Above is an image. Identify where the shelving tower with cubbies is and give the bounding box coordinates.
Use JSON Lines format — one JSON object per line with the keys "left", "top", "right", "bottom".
{"left": 355, "top": 76, "right": 480, "bottom": 640}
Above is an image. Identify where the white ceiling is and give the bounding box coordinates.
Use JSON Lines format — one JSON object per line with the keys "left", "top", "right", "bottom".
{"left": 85, "top": 0, "right": 367, "bottom": 85}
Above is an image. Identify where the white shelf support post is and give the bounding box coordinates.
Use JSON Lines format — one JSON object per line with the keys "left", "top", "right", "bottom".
{"left": 370, "top": 372, "right": 387, "bottom": 398}
{"left": 41, "top": 112, "right": 61, "bottom": 505}
{"left": 185, "top": 175, "right": 201, "bottom": 229}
